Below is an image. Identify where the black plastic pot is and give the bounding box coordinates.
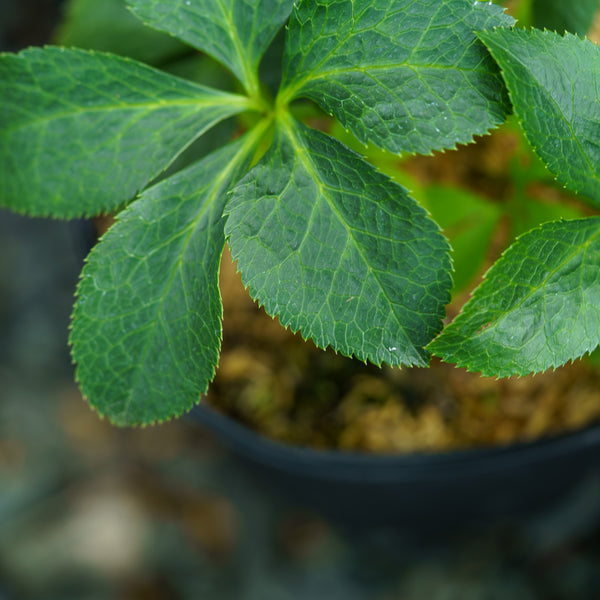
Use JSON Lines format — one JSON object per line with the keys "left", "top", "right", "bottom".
{"left": 191, "top": 404, "right": 600, "bottom": 536}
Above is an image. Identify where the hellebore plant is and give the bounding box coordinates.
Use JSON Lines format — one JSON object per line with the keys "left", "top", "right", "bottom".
{"left": 1, "top": 0, "right": 600, "bottom": 425}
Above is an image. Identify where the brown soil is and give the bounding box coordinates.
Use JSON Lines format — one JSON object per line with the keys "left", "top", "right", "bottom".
{"left": 207, "top": 248, "right": 600, "bottom": 453}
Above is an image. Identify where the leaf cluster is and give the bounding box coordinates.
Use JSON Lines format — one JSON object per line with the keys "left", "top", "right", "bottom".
{"left": 1, "top": 0, "right": 599, "bottom": 425}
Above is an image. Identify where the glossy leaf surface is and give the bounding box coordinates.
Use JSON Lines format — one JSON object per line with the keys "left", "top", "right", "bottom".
{"left": 0, "top": 47, "right": 250, "bottom": 217}
{"left": 479, "top": 28, "right": 600, "bottom": 207}
{"left": 126, "top": 0, "right": 295, "bottom": 94}
{"left": 70, "top": 135, "right": 257, "bottom": 425}
{"left": 429, "top": 218, "right": 600, "bottom": 376}
{"left": 280, "top": 0, "right": 513, "bottom": 155}
{"left": 226, "top": 118, "right": 452, "bottom": 367}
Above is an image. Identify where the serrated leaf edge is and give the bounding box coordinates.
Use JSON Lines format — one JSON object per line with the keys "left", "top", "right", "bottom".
{"left": 428, "top": 216, "right": 600, "bottom": 377}
{"left": 225, "top": 115, "right": 453, "bottom": 368}
{"left": 477, "top": 28, "right": 600, "bottom": 206}
{"left": 69, "top": 120, "right": 270, "bottom": 426}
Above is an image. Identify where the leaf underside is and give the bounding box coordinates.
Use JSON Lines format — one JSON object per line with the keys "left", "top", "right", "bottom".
{"left": 429, "top": 218, "right": 600, "bottom": 377}
{"left": 126, "top": 0, "right": 295, "bottom": 91}
{"left": 0, "top": 47, "right": 248, "bottom": 218}
{"left": 70, "top": 136, "right": 256, "bottom": 425}
{"left": 479, "top": 28, "right": 600, "bottom": 207}
{"left": 225, "top": 118, "right": 452, "bottom": 367}
{"left": 281, "top": 0, "right": 514, "bottom": 155}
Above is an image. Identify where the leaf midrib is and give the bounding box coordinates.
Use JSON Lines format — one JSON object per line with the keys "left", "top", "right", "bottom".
{"left": 3, "top": 95, "right": 250, "bottom": 136}
{"left": 469, "top": 221, "right": 600, "bottom": 343}
{"left": 483, "top": 32, "right": 600, "bottom": 192}
{"left": 118, "top": 122, "right": 267, "bottom": 420}
{"left": 281, "top": 0, "right": 494, "bottom": 103}
{"left": 283, "top": 59, "right": 497, "bottom": 104}
{"left": 280, "top": 115, "right": 423, "bottom": 363}
{"left": 216, "top": 0, "right": 257, "bottom": 95}
{"left": 284, "top": 0, "right": 419, "bottom": 95}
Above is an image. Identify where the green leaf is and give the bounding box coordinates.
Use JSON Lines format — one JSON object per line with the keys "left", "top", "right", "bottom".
{"left": 478, "top": 28, "right": 600, "bottom": 207}
{"left": 54, "top": 0, "right": 189, "bottom": 65}
{"left": 429, "top": 217, "right": 600, "bottom": 376}
{"left": 0, "top": 47, "right": 251, "bottom": 218}
{"left": 225, "top": 117, "right": 452, "bottom": 367}
{"left": 70, "top": 130, "right": 262, "bottom": 426}
{"left": 126, "top": 0, "right": 295, "bottom": 96}
{"left": 531, "top": 0, "right": 600, "bottom": 35}
{"left": 509, "top": 196, "right": 585, "bottom": 240}
{"left": 423, "top": 185, "right": 501, "bottom": 294}
{"left": 279, "top": 0, "right": 514, "bottom": 155}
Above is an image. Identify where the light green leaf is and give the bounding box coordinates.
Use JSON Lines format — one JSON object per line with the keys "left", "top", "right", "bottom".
{"left": 54, "top": 0, "right": 189, "bottom": 65}
{"left": 423, "top": 185, "right": 501, "bottom": 294}
{"left": 429, "top": 217, "right": 600, "bottom": 376}
{"left": 532, "top": 0, "right": 600, "bottom": 35}
{"left": 478, "top": 28, "right": 600, "bottom": 207}
{"left": 70, "top": 130, "right": 262, "bottom": 426}
{"left": 509, "top": 196, "right": 585, "bottom": 240}
{"left": 0, "top": 47, "right": 251, "bottom": 218}
{"left": 126, "top": 0, "right": 295, "bottom": 96}
{"left": 279, "top": 0, "right": 514, "bottom": 155}
{"left": 225, "top": 117, "right": 452, "bottom": 367}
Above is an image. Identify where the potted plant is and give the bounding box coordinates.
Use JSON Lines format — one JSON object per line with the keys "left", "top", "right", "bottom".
{"left": 3, "top": 0, "right": 600, "bottom": 531}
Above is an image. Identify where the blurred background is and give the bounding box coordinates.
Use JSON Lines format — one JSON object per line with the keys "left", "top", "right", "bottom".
{"left": 1, "top": 0, "right": 600, "bottom": 598}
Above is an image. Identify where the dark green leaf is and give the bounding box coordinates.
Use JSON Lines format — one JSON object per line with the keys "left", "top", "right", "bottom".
{"left": 70, "top": 131, "right": 262, "bottom": 425}
{"left": 280, "top": 0, "right": 514, "bottom": 155}
{"left": 479, "top": 28, "right": 600, "bottom": 207}
{"left": 126, "top": 0, "right": 295, "bottom": 96}
{"left": 532, "top": 0, "right": 600, "bottom": 35}
{"left": 54, "top": 0, "right": 189, "bottom": 65}
{"left": 0, "top": 47, "right": 251, "bottom": 218}
{"left": 225, "top": 117, "right": 452, "bottom": 367}
{"left": 429, "top": 217, "right": 600, "bottom": 376}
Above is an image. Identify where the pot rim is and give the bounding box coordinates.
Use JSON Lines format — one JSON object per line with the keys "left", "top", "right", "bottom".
{"left": 191, "top": 404, "right": 600, "bottom": 483}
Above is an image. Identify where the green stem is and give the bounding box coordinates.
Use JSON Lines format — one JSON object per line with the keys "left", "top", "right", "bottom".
{"left": 240, "top": 61, "right": 269, "bottom": 113}
{"left": 275, "top": 82, "right": 301, "bottom": 113}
